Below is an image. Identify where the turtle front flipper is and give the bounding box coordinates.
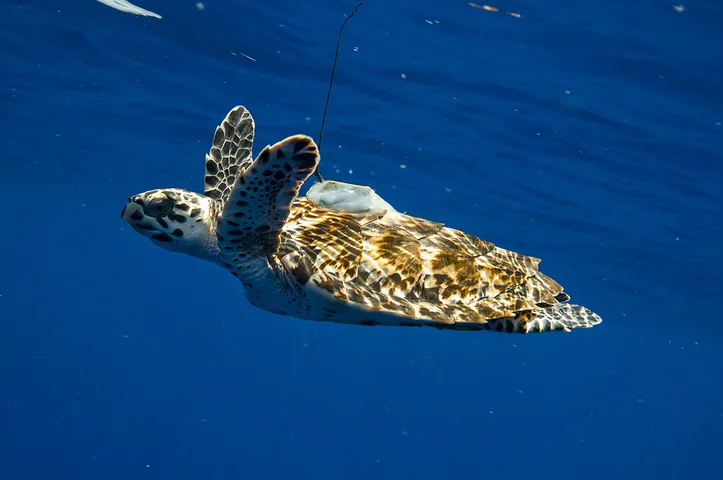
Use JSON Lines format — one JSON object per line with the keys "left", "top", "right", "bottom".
{"left": 204, "top": 106, "right": 255, "bottom": 204}
{"left": 217, "top": 134, "right": 319, "bottom": 263}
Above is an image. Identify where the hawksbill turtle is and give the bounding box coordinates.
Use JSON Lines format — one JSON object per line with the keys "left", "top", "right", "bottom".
{"left": 120, "top": 106, "right": 602, "bottom": 333}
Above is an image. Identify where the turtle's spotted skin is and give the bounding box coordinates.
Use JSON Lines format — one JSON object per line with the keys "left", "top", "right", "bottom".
{"left": 121, "top": 105, "right": 602, "bottom": 333}
{"left": 121, "top": 187, "right": 224, "bottom": 266}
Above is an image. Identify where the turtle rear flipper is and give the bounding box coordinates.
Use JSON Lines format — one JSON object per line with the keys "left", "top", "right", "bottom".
{"left": 486, "top": 304, "right": 603, "bottom": 333}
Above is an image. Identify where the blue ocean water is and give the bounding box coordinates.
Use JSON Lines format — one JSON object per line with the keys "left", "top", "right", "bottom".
{"left": 1, "top": 0, "right": 721, "bottom": 478}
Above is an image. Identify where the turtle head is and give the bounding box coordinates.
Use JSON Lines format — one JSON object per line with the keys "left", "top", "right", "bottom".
{"left": 121, "top": 188, "right": 224, "bottom": 266}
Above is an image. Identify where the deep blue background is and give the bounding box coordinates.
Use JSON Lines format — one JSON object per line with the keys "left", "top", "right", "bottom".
{"left": 1, "top": 1, "right": 722, "bottom": 479}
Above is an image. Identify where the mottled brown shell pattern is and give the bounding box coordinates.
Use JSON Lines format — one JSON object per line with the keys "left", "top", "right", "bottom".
{"left": 278, "top": 197, "right": 601, "bottom": 333}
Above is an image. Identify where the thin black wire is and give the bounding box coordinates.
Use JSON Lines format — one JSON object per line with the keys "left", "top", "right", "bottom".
{"left": 314, "top": 2, "right": 363, "bottom": 182}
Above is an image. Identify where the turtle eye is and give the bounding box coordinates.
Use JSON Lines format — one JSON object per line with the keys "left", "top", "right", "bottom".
{"left": 145, "top": 196, "right": 175, "bottom": 217}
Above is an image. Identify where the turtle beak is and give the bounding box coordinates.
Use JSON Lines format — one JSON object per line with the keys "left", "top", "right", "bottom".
{"left": 121, "top": 199, "right": 145, "bottom": 223}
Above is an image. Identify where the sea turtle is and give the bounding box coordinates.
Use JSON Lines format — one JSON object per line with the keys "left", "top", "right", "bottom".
{"left": 120, "top": 105, "right": 602, "bottom": 333}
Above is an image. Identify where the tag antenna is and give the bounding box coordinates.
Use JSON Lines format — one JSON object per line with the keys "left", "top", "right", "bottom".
{"left": 314, "top": 2, "right": 363, "bottom": 182}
